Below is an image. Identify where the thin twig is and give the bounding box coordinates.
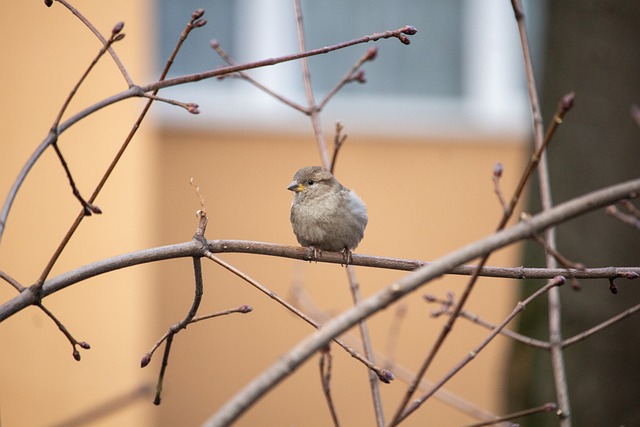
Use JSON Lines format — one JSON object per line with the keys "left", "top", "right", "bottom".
{"left": 465, "top": 402, "right": 557, "bottom": 427}
{"left": 397, "top": 277, "right": 566, "bottom": 423}
{"left": 388, "top": 94, "right": 572, "bottom": 426}
{"left": 346, "top": 265, "right": 385, "bottom": 427}
{"left": 37, "top": 22, "right": 125, "bottom": 218}
{"left": 330, "top": 122, "right": 347, "bottom": 175}
{"left": 430, "top": 295, "right": 640, "bottom": 352}
{"left": 210, "top": 41, "right": 308, "bottom": 114}
{"left": 50, "top": 141, "right": 102, "bottom": 216}
{"left": 150, "top": 255, "right": 204, "bottom": 405}
{"left": 201, "top": 179, "right": 640, "bottom": 427}
{"left": 141, "top": 305, "right": 250, "bottom": 369}
{"left": 35, "top": 9, "right": 207, "bottom": 289}
{"left": 621, "top": 199, "right": 640, "bottom": 217}
{"left": 54, "top": 0, "right": 133, "bottom": 86}
{"left": 0, "top": 271, "right": 91, "bottom": 359}
{"left": 317, "top": 47, "right": 378, "bottom": 112}
{"left": 492, "top": 162, "right": 508, "bottom": 214}
{"left": 425, "top": 294, "right": 551, "bottom": 350}
{"left": 319, "top": 348, "right": 341, "bottom": 427}
{"left": 530, "top": 233, "right": 583, "bottom": 290}
{"left": 606, "top": 204, "right": 640, "bottom": 230}
{"left": 511, "top": 1, "right": 573, "bottom": 423}
{"left": 0, "top": 25, "right": 417, "bottom": 243}
{"left": 142, "top": 93, "right": 200, "bottom": 114}
{"left": 562, "top": 301, "right": 640, "bottom": 348}
{"left": 188, "top": 305, "right": 253, "bottom": 325}
{"left": 37, "top": 302, "right": 91, "bottom": 361}
{"left": 293, "top": 0, "right": 330, "bottom": 169}
{"left": 203, "top": 251, "right": 393, "bottom": 382}
{"left": 291, "top": 285, "right": 504, "bottom": 422}
{"left": 0, "top": 270, "right": 25, "bottom": 292}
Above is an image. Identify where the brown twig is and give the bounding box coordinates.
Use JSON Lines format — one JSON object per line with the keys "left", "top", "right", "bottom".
{"left": 141, "top": 93, "right": 200, "bottom": 114}
{"left": 530, "top": 232, "right": 583, "bottom": 290}
{"left": 54, "top": 0, "right": 133, "bottom": 86}
{"left": 210, "top": 40, "right": 308, "bottom": 114}
{"left": 35, "top": 9, "right": 207, "bottom": 290}
{"left": 511, "top": 0, "right": 573, "bottom": 423}
{"left": 561, "top": 301, "right": 640, "bottom": 348}
{"left": 346, "top": 265, "right": 385, "bottom": 427}
{"left": 319, "top": 347, "right": 341, "bottom": 427}
{"left": 397, "top": 277, "right": 566, "bottom": 423}
{"left": 293, "top": 0, "right": 330, "bottom": 169}
{"left": 0, "top": 24, "right": 416, "bottom": 243}
{"left": 389, "top": 89, "right": 577, "bottom": 425}
{"left": 42, "top": 21, "right": 125, "bottom": 217}
{"left": 146, "top": 255, "right": 204, "bottom": 405}
{"left": 0, "top": 272, "right": 91, "bottom": 359}
{"left": 426, "top": 293, "right": 550, "bottom": 349}
{"left": 50, "top": 141, "right": 102, "bottom": 216}
{"left": 329, "top": 122, "right": 348, "bottom": 175}
{"left": 492, "top": 162, "right": 508, "bottom": 214}
{"left": 202, "top": 179, "right": 640, "bottom": 427}
{"left": 291, "top": 284, "right": 503, "bottom": 422}
{"left": 203, "top": 251, "right": 392, "bottom": 382}
{"left": 0, "top": 270, "right": 25, "bottom": 292}
{"left": 37, "top": 302, "right": 91, "bottom": 361}
{"left": 606, "top": 203, "right": 640, "bottom": 230}
{"left": 317, "top": 47, "right": 378, "bottom": 112}
{"left": 465, "top": 402, "right": 558, "bottom": 427}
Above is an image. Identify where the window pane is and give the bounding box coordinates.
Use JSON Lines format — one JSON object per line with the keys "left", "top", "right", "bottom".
{"left": 158, "top": 0, "right": 462, "bottom": 98}
{"left": 302, "top": 0, "right": 462, "bottom": 97}
{"left": 158, "top": 0, "right": 237, "bottom": 76}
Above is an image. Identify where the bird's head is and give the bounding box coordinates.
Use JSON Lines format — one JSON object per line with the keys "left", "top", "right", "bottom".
{"left": 287, "top": 166, "right": 338, "bottom": 198}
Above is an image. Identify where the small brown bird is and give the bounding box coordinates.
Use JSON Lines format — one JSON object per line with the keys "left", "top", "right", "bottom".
{"left": 288, "top": 166, "right": 368, "bottom": 262}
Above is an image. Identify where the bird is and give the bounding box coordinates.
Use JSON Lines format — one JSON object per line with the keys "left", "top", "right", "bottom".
{"left": 287, "top": 166, "right": 368, "bottom": 264}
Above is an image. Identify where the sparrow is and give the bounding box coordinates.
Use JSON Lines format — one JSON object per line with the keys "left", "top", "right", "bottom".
{"left": 287, "top": 166, "right": 368, "bottom": 263}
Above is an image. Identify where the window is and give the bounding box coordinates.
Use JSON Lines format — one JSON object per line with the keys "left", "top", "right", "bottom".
{"left": 155, "top": 0, "right": 545, "bottom": 137}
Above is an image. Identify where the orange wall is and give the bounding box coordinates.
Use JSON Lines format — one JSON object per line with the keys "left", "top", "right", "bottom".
{"left": 150, "top": 129, "right": 526, "bottom": 426}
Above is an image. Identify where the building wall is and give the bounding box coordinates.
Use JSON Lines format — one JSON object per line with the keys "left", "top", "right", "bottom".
{"left": 1, "top": 2, "right": 526, "bottom": 426}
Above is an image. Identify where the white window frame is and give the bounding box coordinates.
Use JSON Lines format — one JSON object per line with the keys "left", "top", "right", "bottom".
{"left": 152, "top": 0, "right": 536, "bottom": 140}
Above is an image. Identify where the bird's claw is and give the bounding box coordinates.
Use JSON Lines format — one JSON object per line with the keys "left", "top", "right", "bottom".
{"left": 341, "top": 248, "right": 353, "bottom": 266}
{"left": 308, "top": 246, "right": 321, "bottom": 262}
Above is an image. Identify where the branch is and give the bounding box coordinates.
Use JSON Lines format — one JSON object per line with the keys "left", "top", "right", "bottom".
{"left": 2, "top": 180, "right": 639, "bottom": 323}
{"left": 0, "top": 25, "right": 417, "bottom": 244}
{"left": 293, "top": 0, "right": 330, "bottom": 169}
{"left": 512, "top": 0, "right": 573, "bottom": 422}
{"left": 200, "top": 178, "right": 640, "bottom": 427}
{"left": 397, "top": 277, "right": 566, "bottom": 422}
{"left": 53, "top": 0, "right": 133, "bottom": 86}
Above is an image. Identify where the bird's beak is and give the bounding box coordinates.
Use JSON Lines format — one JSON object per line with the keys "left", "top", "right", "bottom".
{"left": 287, "top": 181, "right": 304, "bottom": 192}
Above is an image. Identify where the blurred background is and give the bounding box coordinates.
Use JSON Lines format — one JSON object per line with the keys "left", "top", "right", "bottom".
{"left": 2, "top": 1, "right": 638, "bottom": 426}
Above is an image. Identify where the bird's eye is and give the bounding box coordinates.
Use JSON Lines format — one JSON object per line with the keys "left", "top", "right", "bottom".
{"left": 306, "top": 179, "right": 315, "bottom": 186}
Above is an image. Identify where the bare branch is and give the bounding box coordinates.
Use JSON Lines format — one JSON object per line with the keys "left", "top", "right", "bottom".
{"left": 54, "top": 0, "right": 133, "bottom": 86}
{"left": 0, "top": 25, "right": 416, "bottom": 244}
{"left": 201, "top": 178, "right": 640, "bottom": 427}
{"left": 319, "top": 348, "right": 341, "bottom": 427}
{"left": 345, "top": 265, "right": 385, "bottom": 426}
{"left": 397, "top": 277, "right": 566, "bottom": 423}
{"left": 465, "top": 402, "right": 558, "bottom": 427}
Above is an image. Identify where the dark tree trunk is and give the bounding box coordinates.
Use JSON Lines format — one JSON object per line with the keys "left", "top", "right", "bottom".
{"left": 506, "top": 1, "right": 640, "bottom": 426}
